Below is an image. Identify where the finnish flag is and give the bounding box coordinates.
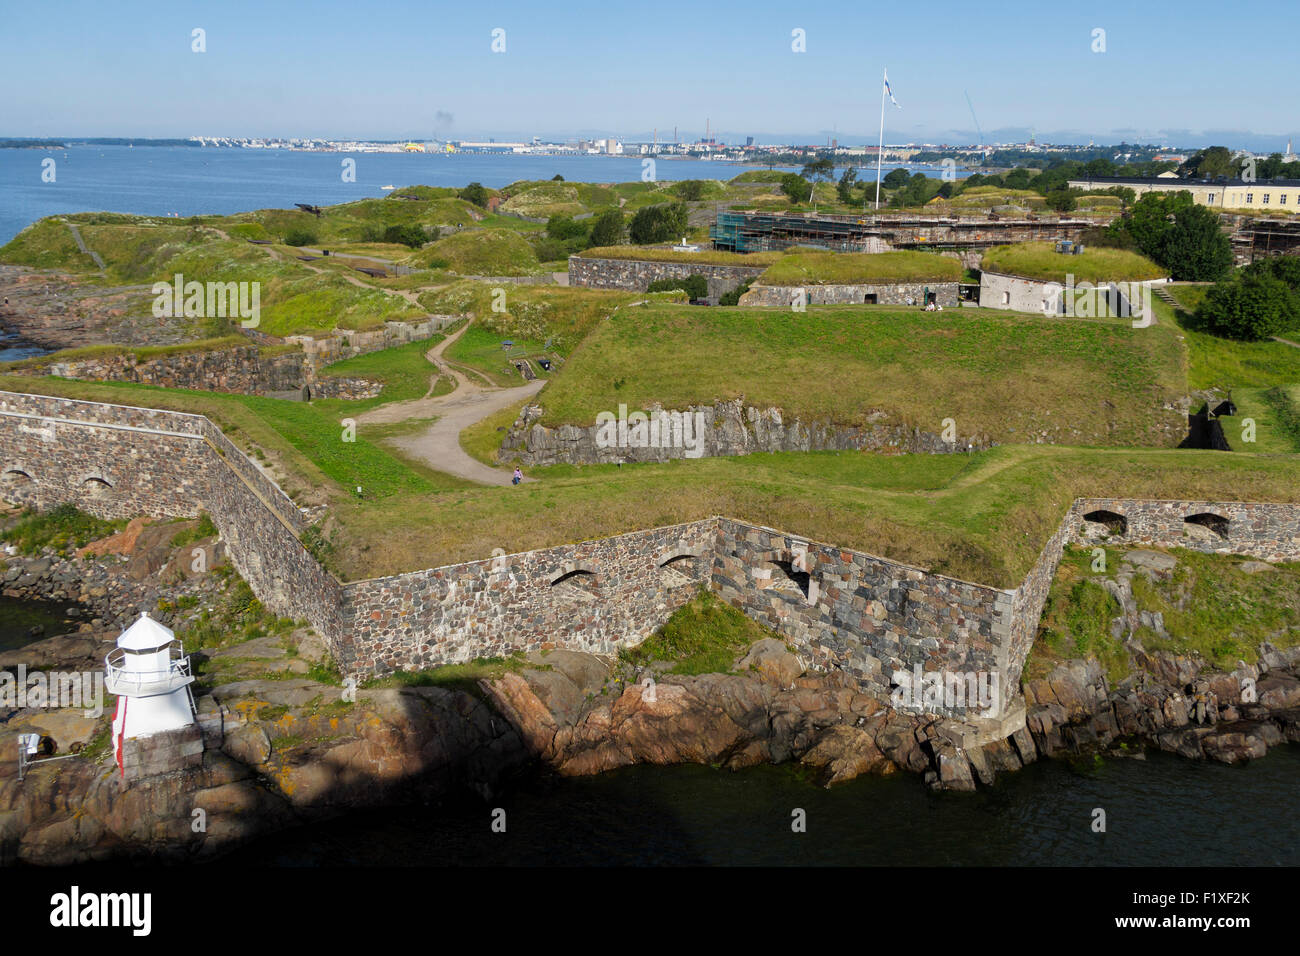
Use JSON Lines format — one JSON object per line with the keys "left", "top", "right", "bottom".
{"left": 884, "top": 70, "right": 901, "bottom": 109}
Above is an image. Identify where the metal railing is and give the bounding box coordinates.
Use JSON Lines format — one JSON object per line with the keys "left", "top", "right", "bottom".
{"left": 104, "top": 644, "right": 193, "bottom": 696}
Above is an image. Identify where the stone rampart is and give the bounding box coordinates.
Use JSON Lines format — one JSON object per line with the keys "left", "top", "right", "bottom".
{"left": 500, "top": 400, "right": 992, "bottom": 466}
{"left": 739, "top": 281, "right": 960, "bottom": 308}
{"left": 5, "top": 389, "right": 1300, "bottom": 722}
{"left": 568, "top": 256, "right": 766, "bottom": 302}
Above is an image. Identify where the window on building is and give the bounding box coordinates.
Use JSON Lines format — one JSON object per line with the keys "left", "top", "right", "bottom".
{"left": 1246, "top": 193, "right": 1253, "bottom": 203}
{"left": 1263, "top": 194, "right": 1270, "bottom": 204}
{"left": 1208, "top": 193, "right": 1215, "bottom": 203}
{"left": 1282, "top": 195, "right": 1288, "bottom": 205}
{"left": 1002, "top": 291, "right": 1010, "bottom": 305}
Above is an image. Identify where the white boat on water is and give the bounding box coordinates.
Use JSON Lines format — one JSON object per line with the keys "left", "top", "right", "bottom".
{"left": 381, "top": 184, "right": 395, "bottom": 190}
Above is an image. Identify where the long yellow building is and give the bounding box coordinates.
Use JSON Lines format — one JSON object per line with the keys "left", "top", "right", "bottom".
{"left": 1067, "top": 175, "right": 1300, "bottom": 213}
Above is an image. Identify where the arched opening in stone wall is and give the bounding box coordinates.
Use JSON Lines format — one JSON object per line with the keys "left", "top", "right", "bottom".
{"left": 768, "top": 560, "right": 812, "bottom": 601}
{"left": 1082, "top": 509, "right": 1128, "bottom": 537}
{"left": 2, "top": 468, "right": 33, "bottom": 486}
{"left": 1184, "top": 512, "right": 1230, "bottom": 541}
{"left": 550, "top": 568, "right": 599, "bottom": 601}
{"left": 81, "top": 476, "right": 113, "bottom": 499}
{"left": 658, "top": 553, "right": 698, "bottom": 587}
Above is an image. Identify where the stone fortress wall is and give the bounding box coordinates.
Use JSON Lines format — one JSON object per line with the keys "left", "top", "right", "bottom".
{"left": 3, "top": 390, "right": 1298, "bottom": 721}
{"left": 501, "top": 399, "right": 994, "bottom": 467}
{"left": 739, "top": 281, "right": 960, "bottom": 309}
{"left": 4, "top": 316, "right": 459, "bottom": 400}
{"left": 568, "top": 256, "right": 766, "bottom": 303}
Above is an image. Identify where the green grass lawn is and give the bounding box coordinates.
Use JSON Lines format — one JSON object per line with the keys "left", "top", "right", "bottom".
{"left": 527, "top": 303, "right": 1187, "bottom": 446}
{"left": 408, "top": 228, "right": 543, "bottom": 275}
{"left": 1219, "top": 387, "right": 1300, "bottom": 454}
{"left": 444, "top": 323, "right": 551, "bottom": 387}
{"left": 312, "top": 335, "right": 450, "bottom": 413}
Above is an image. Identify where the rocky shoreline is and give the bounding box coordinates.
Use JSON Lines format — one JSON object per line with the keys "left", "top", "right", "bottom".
{"left": 1, "top": 519, "right": 1298, "bottom": 864}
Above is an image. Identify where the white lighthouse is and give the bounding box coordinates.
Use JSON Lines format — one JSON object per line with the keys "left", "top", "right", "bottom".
{"left": 105, "top": 612, "right": 197, "bottom": 765}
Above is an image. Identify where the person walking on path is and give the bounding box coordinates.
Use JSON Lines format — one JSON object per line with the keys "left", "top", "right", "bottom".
{"left": 512, "top": 467, "right": 523, "bottom": 486}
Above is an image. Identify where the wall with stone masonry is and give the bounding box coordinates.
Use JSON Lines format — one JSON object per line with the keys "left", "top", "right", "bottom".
{"left": 501, "top": 399, "right": 993, "bottom": 467}
{"left": 4, "top": 345, "right": 385, "bottom": 401}
{"left": 0, "top": 391, "right": 343, "bottom": 646}
{"left": 283, "top": 316, "right": 458, "bottom": 369}
{"left": 568, "top": 256, "right": 766, "bottom": 302}
{"left": 7, "top": 388, "right": 1300, "bottom": 722}
{"left": 1072, "top": 498, "right": 1300, "bottom": 561}
{"left": 739, "top": 281, "right": 960, "bottom": 308}
{"left": 711, "top": 518, "right": 1014, "bottom": 718}
{"left": 338, "top": 520, "right": 717, "bottom": 674}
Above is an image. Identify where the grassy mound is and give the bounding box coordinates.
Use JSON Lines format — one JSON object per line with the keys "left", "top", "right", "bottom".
{"left": 758, "top": 250, "right": 963, "bottom": 285}
{"left": 982, "top": 242, "right": 1166, "bottom": 284}
{"left": 528, "top": 304, "right": 1186, "bottom": 446}
{"left": 410, "top": 229, "right": 542, "bottom": 275}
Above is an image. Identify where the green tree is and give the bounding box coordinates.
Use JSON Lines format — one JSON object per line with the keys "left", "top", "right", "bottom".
{"left": 588, "top": 208, "right": 625, "bottom": 247}
{"left": 552, "top": 173, "right": 565, "bottom": 181}
{"left": 836, "top": 166, "right": 859, "bottom": 203}
{"left": 882, "top": 167, "right": 911, "bottom": 188}
{"left": 1046, "top": 188, "right": 1077, "bottom": 212}
{"left": 459, "top": 182, "right": 489, "bottom": 207}
{"left": 780, "top": 173, "right": 813, "bottom": 203}
{"left": 800, "top": 156, "right": 835, "bottom": 185}
{"left": 1003, "top": 168, "right": 1032, "bottom": 189}
{"left": 1180, "top": 146, "right": 1235, "bottom": 180}
{"left": 676, "top": 179, "right": 707, "bottom": 201}
{"left": 381, "top": 224, "right": 428, "bottom": 248}
{"left": 1158, "top": 204, "right": 1233, "bottom": 281}
{"left": 1196, "top": 271, "right": 1299, "bottom": 340}
{"left": 628, "top": 202, "right": 688, "bottom": 244}
{"left": 546, "top": 215, "right": 589, "bottom": 241}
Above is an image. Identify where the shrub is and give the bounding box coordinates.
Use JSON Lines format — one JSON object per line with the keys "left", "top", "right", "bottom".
{"left": 588, "top": 208, "right": 626, "bottom": 247}
{"left": 1195, "top": 271, "right": 1300, "bottom": 340}
{"left": 780, "top": 174, "right": 812, "bottom": 203}
{"left": 628, "top": 202, "right": 689, "bottom": 245}
{"left": 718, "top": 279, "right": 753, "bottom": 306}
{"left": 459, "top": 182, "right": 490, "bottom": 208}
{"left": 381, "top": 224, "right": 428, "bottom": 249}
{"left": 647, "top": 275, "right": 707, "bottom": 299}
{"left": 283, "top": 229, "right": 317, "bottom": 247}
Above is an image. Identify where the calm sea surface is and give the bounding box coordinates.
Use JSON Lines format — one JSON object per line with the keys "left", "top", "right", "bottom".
{"left": 221, "top": 747, "right": 1300, "bottom": 867}
{"left": 0, "top": 146, "right": 960, "bottom": 245}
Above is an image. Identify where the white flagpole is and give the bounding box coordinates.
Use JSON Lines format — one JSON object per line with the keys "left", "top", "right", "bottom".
{"left": 874, "top": 68, "right": 887, "bottom": 210}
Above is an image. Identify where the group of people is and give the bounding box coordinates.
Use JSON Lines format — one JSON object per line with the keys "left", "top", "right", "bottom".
{"left": 905, "top": 295, "right": 944, "bottom": 312}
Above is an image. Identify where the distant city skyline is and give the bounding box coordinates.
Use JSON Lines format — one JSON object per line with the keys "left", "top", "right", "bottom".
{"left": 3, "top": 0, "right": 1296, "bottom": 153}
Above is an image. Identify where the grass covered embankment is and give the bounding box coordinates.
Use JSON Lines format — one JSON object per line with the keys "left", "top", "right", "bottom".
{"left": 527, "top": 304, "right": 1187, "bottom": 446}
{"left": 982, "top": 242, "right": 1166, "bottom": 284}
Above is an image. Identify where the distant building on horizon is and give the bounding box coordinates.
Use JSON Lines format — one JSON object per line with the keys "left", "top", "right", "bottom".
{"left": 1067, "top": 174, "right": 1300, "bottom": 212}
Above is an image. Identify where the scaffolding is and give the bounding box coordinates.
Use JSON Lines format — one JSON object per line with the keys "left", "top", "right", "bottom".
{"left": 710, "top": 211, "right": 1092, "bottom": 254}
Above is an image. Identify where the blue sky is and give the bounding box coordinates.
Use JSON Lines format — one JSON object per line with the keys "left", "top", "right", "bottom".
{"left": 2, "top": 0, "right": 1296, "bottom": 150}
